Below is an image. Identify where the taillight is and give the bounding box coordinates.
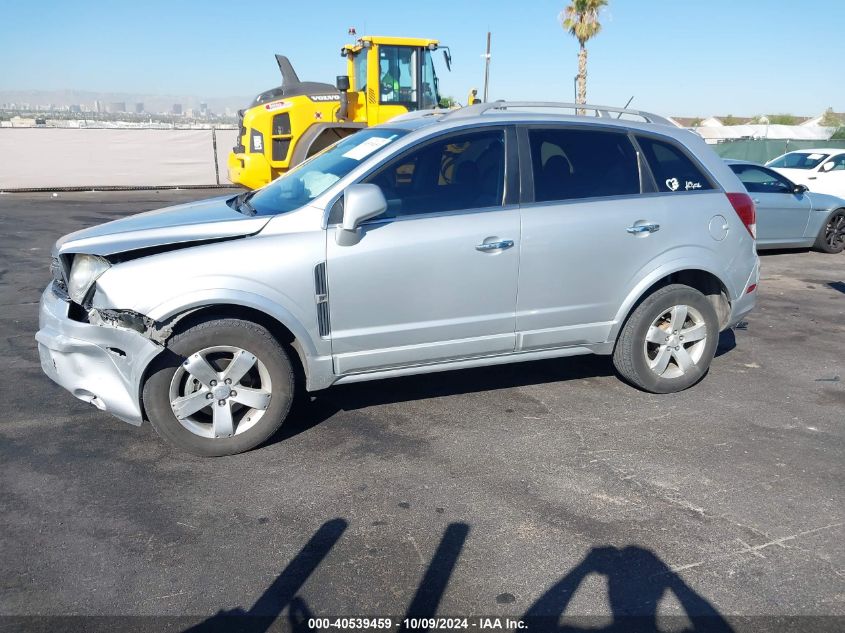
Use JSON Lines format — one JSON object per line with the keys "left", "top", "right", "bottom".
{"left": 726, "top": 192, "right": 756, "bottom": 239}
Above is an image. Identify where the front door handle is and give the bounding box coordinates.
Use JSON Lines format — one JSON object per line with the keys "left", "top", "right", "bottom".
{"left": 626, "top": 223, "right": 660, "bottom": 235}
{"left": 475, "top": 239, "right": 514, "bottom": 251}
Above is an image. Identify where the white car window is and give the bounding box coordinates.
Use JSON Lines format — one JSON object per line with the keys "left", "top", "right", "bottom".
{"left": 768, "top": 152, "right": 829, "bottom": 170}
{"left": 825, "top": 154, "right": 845, "bottom": 171}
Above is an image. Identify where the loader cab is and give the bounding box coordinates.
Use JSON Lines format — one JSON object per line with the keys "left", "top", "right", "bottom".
{"left": 342, "top": 36, "right": 445, "bottom": 125}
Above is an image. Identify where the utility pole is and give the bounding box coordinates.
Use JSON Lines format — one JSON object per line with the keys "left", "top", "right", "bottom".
{"left": 482, "top": 32, "right": 491, "bottom": 102}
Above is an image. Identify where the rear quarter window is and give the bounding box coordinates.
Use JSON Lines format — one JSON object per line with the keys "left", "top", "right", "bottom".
{"left": 528, "top": 127, "right": 641, "bottom": 202}
{"left": 636, "top": 136, "right": 714, "bottom": 193}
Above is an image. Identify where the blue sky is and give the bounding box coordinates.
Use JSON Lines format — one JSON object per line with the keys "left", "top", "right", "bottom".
{"left": 1, "top": 0, "right": 842, "bottom": 116}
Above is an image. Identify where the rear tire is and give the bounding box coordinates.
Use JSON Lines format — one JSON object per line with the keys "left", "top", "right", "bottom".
{"left": 143, "top": 318, "right": 294, "bottom": 456}
{"left": 613, "top": 284, "right": 719, "bottom": 393}
{"left": 814, "top": 210, "right": 845, "bottom": 254}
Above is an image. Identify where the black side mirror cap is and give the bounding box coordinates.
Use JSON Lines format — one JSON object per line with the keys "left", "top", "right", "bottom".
{"left": 793, "top": 184, "right": 809, "bottom": 194}
{"left": 336, "top": 75, "right": 350, "bottom": 91}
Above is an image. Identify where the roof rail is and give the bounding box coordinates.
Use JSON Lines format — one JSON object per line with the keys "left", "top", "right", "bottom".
{"left": 445, "top": 101, "right": 675, "bottom": 127}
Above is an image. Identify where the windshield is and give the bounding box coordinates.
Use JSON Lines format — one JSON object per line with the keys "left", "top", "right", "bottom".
{"left": 242, "top": 128, "right": 408, "bottom": 215}
{"left": 767, "top": 152, "right": 829, "bottom": 170}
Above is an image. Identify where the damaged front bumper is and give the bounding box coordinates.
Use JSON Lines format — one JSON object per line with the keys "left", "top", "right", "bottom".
{"left": 35, "top": 284, "right": 164, "bottom": 425}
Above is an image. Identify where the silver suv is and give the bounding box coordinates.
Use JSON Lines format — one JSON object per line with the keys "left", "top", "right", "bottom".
{"left": 37, "top": 102, "right": 759, "bottom": 456}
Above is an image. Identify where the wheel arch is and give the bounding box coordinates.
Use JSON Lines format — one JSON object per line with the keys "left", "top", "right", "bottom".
{"left": 138, "top": 291, "right": 334, "bottom": 409}
{"left": 611, "top": 266, "right": 733, "bottom": 343}
{"left": 165, "top": 304, "right": 305, "bottom": 379}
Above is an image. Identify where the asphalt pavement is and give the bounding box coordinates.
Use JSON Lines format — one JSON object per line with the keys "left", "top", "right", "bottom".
{"left": 0, "top": 190, "right": 842, "bottom": 631}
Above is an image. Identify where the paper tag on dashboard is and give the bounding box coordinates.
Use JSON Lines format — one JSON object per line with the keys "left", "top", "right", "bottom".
{"left": 342, "top": 136, "right": 394, "bottom": 161}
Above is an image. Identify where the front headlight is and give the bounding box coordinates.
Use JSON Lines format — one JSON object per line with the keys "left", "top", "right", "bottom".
{"left": 67, "top": 254, "right": 110, "bottom": 303}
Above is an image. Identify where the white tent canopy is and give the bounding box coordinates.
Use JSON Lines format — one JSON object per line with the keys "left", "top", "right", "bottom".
{"left": 693, "top": 124, "right": 835, "bottom": 142}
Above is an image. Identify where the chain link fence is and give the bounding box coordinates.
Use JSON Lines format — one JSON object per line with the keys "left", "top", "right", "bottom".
{"left": 711, "top": 139, "right": 845, "bottom": 164}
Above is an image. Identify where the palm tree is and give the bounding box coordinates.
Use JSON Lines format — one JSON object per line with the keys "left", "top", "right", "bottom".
{"left": 561, "top": 0, "right": 608, "bottom": 112}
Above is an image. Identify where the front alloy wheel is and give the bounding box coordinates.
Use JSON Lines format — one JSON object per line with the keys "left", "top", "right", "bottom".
{"left": 144, "top": 318, "right": 294, "bottom": 456}
{"left": 169, "top": 345, "right": 273, "bottom": 439}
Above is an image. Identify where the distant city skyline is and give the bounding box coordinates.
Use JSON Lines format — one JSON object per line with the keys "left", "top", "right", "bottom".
{"left": 1, "top": 0, "right": 843, "bottom": 117}
{"left": 0, "top": 89, "right": 247, "bottom": 115}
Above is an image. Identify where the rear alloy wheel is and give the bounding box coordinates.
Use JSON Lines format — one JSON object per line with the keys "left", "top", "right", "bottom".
{"left": 144, "top": 318, "right": 294, "bottom": 456}
{"left": 613, "top": 284, "right": 719, "bottom": 393}
{"left": 815, "top": 210, "right": 845, "bottom": 254}
{"left": 643, "top": 305, "right": 708, "bottom": 379}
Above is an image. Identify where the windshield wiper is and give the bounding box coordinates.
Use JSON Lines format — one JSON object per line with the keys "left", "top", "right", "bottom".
{"left": 229, "top": 190, "right": 257, "bottom": 216}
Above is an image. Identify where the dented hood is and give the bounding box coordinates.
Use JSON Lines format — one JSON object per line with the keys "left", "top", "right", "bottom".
{"left": 55, "top": 195, "right": 271, "bottom": 257}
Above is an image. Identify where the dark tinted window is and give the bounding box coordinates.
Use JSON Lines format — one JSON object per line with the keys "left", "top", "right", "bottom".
{"left": 528, "top": 128, "right": 640, "bottom": 202}
{"left": 364, "top": 129, "right": 505, "bottom": 216}
{"left": 729, "top": 164, "right": 792, "bottom": 194}
{"left": 637, "top": 136, "right": 713, "bottom": 193}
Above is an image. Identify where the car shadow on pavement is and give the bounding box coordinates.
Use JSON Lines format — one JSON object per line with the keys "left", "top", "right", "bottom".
{"left": 715, "top": 329, "right": 737, "bottom": 358}
{"left": 757, "top": 248, "right": 811, "bottom": 256}
{"left": 827, "top": 281, "right": 845, "bottom": 295}
{"left": 182, "top": 520, "right": 732, "bottom": 633}
{"left": 270, "top": 355, "right": 616, "bottom": 445}
{"left": 273, "top": 331, "right": 746, "bottom": 448}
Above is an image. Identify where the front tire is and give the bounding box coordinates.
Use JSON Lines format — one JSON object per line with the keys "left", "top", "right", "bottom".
{"left": 613, "top": 284, "right": 719, "bottom": 393}
{"left": 814, "top": 210, "right": 845, "bottom": 254}
{"left": 143, "top": 318, "right": 294, "bottom": 456}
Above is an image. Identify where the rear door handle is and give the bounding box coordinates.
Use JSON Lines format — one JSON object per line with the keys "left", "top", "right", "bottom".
{"left": 475, "top": 239, "right": 514, "bottom": 251}
{"left": 626, "top": 223, "right": 660, "bottom": 235}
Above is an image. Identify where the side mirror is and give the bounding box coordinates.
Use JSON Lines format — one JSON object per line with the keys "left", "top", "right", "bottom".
{"left": 820, "top": 162, "right": 834, "bottom": 172}
{"left": 336, "top": 75, "right": 350, "bottom": 91}
{"left": 336, "top": 184, "right": 387, "bottom": 246}
{"left": 793, "top": 183, "right": 809, "bottom": 194}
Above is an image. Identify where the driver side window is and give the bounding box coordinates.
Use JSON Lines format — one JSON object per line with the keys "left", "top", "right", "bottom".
{"left": 736, "top": 165, "right": 792, "bottom": 194}
{"left": 363, "top": 129, "right": 506, "bottom": 218}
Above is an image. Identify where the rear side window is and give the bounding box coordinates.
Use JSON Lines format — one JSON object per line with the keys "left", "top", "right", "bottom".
{"left": 528, "top": 128, "right": 640, "bottom": 203}
{"left": 636, "top": 136, "right": 713, "bottom": 193}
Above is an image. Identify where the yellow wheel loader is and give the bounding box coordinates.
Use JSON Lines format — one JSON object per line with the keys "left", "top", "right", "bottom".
{"left": 227, "top": 35, "right": 451, "bottom": 190}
